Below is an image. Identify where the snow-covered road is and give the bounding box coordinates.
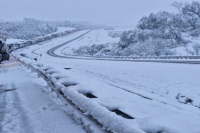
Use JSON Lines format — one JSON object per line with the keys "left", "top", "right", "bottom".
{"left": 0, "top": 58, "right": 87, "bottom": 133}
{"left": 13, "top": 29, "right": 200, "bottom": 133}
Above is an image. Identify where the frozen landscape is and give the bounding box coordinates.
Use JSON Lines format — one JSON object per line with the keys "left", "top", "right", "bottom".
{"left": 1, "top": 0, "right": 200, "bottom": 133}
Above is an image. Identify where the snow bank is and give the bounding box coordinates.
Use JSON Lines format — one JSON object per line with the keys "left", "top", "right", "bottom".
{"left": 61, "top": 87, "right": 145, "bottom": 133}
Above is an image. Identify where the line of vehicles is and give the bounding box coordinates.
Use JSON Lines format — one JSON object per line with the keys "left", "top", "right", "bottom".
{"left": 0, "top": 29, "right": 81, "bottom": 63}
{"left": 11, "top": 29, "right": 81, "bottom": 48}
{"left": 27, "top": 30, "right": 78, "bottom": 45}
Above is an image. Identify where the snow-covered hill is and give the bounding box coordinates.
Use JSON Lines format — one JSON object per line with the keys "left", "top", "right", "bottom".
{"left": 72, "top": 1, "right": 200, "bottom": 57}
{"left": 0, "top": 18, "right": 57, "bottom": 39}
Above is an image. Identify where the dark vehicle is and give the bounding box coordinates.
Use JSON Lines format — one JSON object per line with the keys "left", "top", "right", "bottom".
{"left": 0, "top": 35, "right": 10, "bottom": 63}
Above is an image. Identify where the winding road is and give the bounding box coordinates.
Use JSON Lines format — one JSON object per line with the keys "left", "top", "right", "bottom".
{"left": 47, "top": 31, "right": 200, "bottom": 64}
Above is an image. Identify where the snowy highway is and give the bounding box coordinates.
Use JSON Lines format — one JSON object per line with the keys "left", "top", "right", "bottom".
{"left": 0, "top": 57, "right": 90, "bottom": 133}
{"left": 9, "top": 30, "right": 200, "bottom": 133}
{"left": 1, "top": 0, "right": 200, "bottom": 132}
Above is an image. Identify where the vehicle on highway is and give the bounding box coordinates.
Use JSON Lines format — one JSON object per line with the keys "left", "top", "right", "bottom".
{"left": 0, "top": 35, "right": 10, "bottom": 63}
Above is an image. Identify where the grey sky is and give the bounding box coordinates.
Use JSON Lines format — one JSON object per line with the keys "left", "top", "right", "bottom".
{"left": 0, "top": 0, "right": 190, "bottom": 25}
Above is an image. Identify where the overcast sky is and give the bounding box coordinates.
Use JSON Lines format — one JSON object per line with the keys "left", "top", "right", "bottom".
{"left": 0, "top": 0, "right": 190, "bottom": 25}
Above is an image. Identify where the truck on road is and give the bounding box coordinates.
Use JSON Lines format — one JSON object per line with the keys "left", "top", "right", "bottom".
{"left": 0, "top": 35, "right": 10, "bottom": 63}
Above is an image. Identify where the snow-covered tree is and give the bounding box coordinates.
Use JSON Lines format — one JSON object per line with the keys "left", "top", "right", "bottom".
{"left": 181, "top": 2, "right": 200, "bottom": 34}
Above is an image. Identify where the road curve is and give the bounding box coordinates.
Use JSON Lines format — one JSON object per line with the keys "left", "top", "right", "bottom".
{"left": 47, "top": 31, "right": 200, "bottom": 64}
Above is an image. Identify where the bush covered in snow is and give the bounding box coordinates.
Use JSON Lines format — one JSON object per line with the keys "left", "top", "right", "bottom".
{"left": 138, "top": 2, "right": 200, "bottom": 37}
{"left": 73, "top": 44, "right": 109, "bottom": 56}
{"left": 108, "top": 31, "right": 123, "bottom": 38}
{"left": 73, "top": 41, "right": 176, "bottom": 57}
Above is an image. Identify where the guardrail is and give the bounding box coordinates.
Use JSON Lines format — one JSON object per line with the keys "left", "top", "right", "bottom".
{"left": 72, "top": 54, "right": 200, "bottom": 60}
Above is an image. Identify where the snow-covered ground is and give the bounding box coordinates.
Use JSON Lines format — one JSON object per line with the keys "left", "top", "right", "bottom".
{"left": 12, "top": 30, "right": 200, "bottom": 133}
{"left": 0, "top": 58, "right": 87, "bottom": 133}
{"left": 60, "top": 29, "right": 120, "bottom": 55}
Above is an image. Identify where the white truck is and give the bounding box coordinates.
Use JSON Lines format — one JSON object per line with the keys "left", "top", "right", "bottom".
{"left": 0, "top": 35, "right": 10, "bottom": 63}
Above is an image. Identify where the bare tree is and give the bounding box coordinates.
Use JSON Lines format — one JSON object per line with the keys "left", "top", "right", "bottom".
{"left": 185, "top": 47, "right": 195, "bottom": 55}
{"left": 192, "top": 43, "right": 200, "bottom": 55}
{"left": 171, "top": 2, "right": 184, "bottom": 12}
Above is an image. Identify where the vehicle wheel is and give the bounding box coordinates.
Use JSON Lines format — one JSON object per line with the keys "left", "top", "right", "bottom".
{"left": 6, "top": 54, "right": 10, "bottom": 60}
{"left": 1, "top": 54, "right": 5, "bottom": 61}
{"left": 2, "top": 54, "right": 7, "bottom": 61}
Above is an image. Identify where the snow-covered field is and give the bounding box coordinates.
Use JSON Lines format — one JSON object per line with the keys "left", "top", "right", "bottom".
{"left": 11, "top": 29, "right": 200, "bottom": 133}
